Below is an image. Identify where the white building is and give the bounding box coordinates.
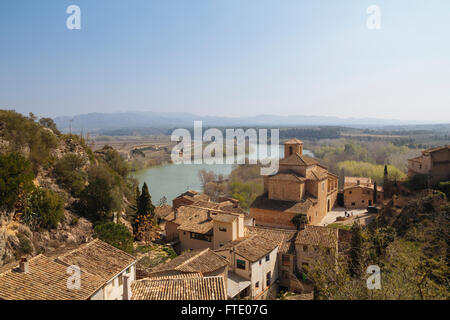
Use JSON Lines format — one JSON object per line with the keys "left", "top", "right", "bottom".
{"left": 0, "top": 239, "right": 137, "bottom": 300}
{"left": 215, "top": 235, "right": 279, "bottom": 299}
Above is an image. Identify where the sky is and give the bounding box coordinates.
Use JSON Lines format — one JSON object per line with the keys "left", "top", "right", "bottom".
{"left": 0, "top": 0, "right": 449, "bottom": 121}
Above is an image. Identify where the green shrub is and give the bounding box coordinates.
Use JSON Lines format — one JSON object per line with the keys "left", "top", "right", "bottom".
{"left": 0, "top": 110, "right": 58, "bottom": 173}
{"left": 25, "top": 188, "right": 65, "bottom": 229}
{"left": 0, "top": 153, "right": 34, "bottom": 210}
{"left": 94, "top": 222, "right": 133, "bottom": 253}
{"left": 76, "top": 165, "right": 123, "bottom": 221}
{"left": 17, "top": 235, "right": 33, "bottom": 255}
{"left": 70, "top": 217, "right": 79, "bottom": 226}
{"left": 53, "top": 154, "right": 87, "bottom": 196}
{"left": 437, "top": 181, "right": 450, "bottom": 198}
{"left": 101, "top": 147, "right": 129, "bottom": 178}
{"left": 407, "top": 174, "right": 428, "bottom": 191}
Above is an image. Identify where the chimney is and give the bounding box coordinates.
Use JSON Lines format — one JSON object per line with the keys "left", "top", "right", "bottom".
{"left": 174, "top": 208, "right": 178, "bottom": 220}
{"left": 123, "top": 274, "right": 132, "bottom": 300}
{"left": 19, "top": 257, "right": 29, "bottom": 274}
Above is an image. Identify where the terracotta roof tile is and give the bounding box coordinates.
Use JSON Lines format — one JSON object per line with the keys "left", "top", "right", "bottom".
{"left": 56, "top": 239, "right": 136, "bottom": 282}
{"left": 295, "top": 225, "right": 338, "bottom": 248}
{"left": 0, "top": 255, "right": 104, "bottom": 300}
{"left": 247, "top": 226, "right": 297, "bottom": 254}
{"left": 250, "top": 193, "right": 317, "bottom": 214}
{"left": 280, "top": 153, "right": 319, "bottom": 167}
{"left": 284, "top": 138, "right": 304, "bottom": 144}
{"left": 151, "top": 249, "right": 228, "bottom": 275}
{"left": 131, "top": 275, "right": 227, "bottom": 300}
{"left": 215, "top": 235, "right": 278, "bottom": 262}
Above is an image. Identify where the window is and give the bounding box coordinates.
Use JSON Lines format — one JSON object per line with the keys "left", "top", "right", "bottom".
{"left": 362, "top": 200, "right": 365, "bottom": 203}
{"left": 190, "top": 232, "right": 211, "bottom": 242}
{"left": 126, "top": 267, "right": 131, "bottom": 274}
{"left": 236, "top": 259, "right": 246, "bottom": 270}
{"left": 118, "top": 274, "right": 123, "bottom": 286}
{"left": 303, "top": 245, "right": 308, "bottom": 252}
{"left": 282, "top": 254, "right": 290, "bottom": 266}
{"left": 255, "top": 281, "right": 259, "bottom": 289}
{"left": 266, "top": 272, "right": 271, "bottom": 286}
{"left": 349, "top": 191, "right": 352, "bottom": 194}
{"left": 219, "top": 226, "right": 227, "bottom": 232}
{"left": 326, "top": 248, "right": 331, "bottom": 255}
{"left": 265, "top": 255, "right": 270, "bottom": 262}
{"left": 351, "top": 202, "right": 355, "bottom": 206}
{"left": 259, "top": 259, "right": 262, "bottom": 265}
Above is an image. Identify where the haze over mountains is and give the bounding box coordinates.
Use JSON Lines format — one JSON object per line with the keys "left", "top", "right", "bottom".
{"left": 54, "top": 111, "right": 444, "bottom": 134}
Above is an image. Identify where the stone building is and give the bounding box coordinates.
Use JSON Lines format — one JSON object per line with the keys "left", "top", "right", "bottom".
{"left": 164, "top": 198, "right": 250, "bottom": 251}
{"left": 250, "top": 139, "right": 339, "bottom": 228}
{"left": 343, "top": 176, "right": 383, "bottom": 208}
{"left": 408, "top": 145, "right": 450, "bottom": 185}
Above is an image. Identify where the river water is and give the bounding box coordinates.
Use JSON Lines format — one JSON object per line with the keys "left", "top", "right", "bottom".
{"left": 132, "top": 144, "right": 313, "bottom": 203}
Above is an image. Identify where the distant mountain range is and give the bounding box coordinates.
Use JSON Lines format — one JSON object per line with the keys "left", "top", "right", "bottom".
{"left": 54, "top": 111, "right": 444, "bottom": 134}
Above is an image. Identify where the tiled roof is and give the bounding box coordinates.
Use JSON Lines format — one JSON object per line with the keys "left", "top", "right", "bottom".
{"left": 344, "top": 176, "right": 372, "bottom": 186}
{"left": 147, "top": 273, "right": 203, "bottom": 280}
{"left": 269, "top": 172, "right": 306, "bottom": 182}
{"left": 165, "top": 205, "right": 196, "bottom": 224}
{"left": 176, "top": 208, "right": 214, "bottom": 235}
{"left": 280, "top": 153, "right": 319, "bottom": 167}
{"left": 250, "top": 193, "right": 317, "bottom": 214}
{"left": 422, "top": 145, "right": 450, "bottom": 154}
{"left": 216, "top": 235, "right": 279, "bottom": 262}
{"left": 247, "top": 226, "right": 297, "bottom": 254}
{"left": 56, "top": 239, "right": 136, "bottom": 283}
{"left": 155, "top": 205, "right": 173, "bottom": 218}
{"left": 295, "top": 225, "right": 338, "bottom": 248}
{"left": 306, "top": 167, "right": 328, "bottom": 181}
{"left": 176, "top": 205, "right": 243, "bottom": 234}
{"left": 131, "top": 275, "right": 227, "bottom": 300}
{"left": 150, "top": 249, "right": 228, "bottom": 274}
{"left": 175, "top": 191, "right": 211, "bottom": 203}
{"left": 0, "top": 255, "right": 104, "bottom": 300}
{"left": 343, "top": 184, "right": 383, "bottom": 192}
{"left": 212, "top": 213, "right": 238, "bottom": 223}
{"left": 284, "top": 138, "right": 304, "bottom": 144}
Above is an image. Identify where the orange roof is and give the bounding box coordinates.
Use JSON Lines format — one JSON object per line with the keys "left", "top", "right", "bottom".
{"left": 284, "top": 138, "right": 304, "bottom": 145}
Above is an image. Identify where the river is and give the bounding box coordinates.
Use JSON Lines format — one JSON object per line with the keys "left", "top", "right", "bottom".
{"left": 132, "top": 144, "right": 313, "bottom": 203}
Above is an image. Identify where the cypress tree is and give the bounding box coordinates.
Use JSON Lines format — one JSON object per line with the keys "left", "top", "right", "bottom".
{"left": 373, "top": 181, "right": 378, "bottom": 204}
{"left": 137, "top": 183, "right": 155, "bottom": 218}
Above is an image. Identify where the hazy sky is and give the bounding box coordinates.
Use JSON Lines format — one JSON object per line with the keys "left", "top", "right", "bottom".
{"left": 1, "top": 0, "right": 449, "bottom": 121}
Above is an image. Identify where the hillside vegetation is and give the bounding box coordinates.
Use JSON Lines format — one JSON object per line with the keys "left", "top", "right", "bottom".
{"left": 0, "top": 110, "right": 138, "bottom": 265}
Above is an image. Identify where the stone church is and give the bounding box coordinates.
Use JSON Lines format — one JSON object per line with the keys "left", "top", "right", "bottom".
{"left": 250, "top": 139, "right": 338, "bottom": 229}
